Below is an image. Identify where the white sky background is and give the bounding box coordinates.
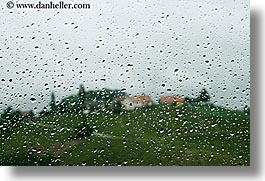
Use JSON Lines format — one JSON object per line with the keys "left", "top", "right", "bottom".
{"left": 0, "top": 0, "right": 249, "bottom": 112}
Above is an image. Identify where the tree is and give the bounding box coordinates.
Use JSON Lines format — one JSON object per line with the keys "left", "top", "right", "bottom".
{"left": 244, "top": 105, "right": 250, "bottom": 115}
{"left": 197, "top": 88, "right": 210, "bottom": 103}
{"left": 24, "top": 110, "right": 35, "bottom": 121}
{"left": 50, "top": 92, "right": 56, "bottom": 112}
{"left": 0, "top": 106, "right": 13, "bottom": 120}
{"left": 57, "top": 88, "right": 127, "bottom": 113}
{"left": 78, "top": 84, "right": 86, "bottom": 111}
{"left": 113, "top": 100, "right": 122, "bottom": 114}
{"left": 0, "top": 106, "right": 22, "bottom": 127}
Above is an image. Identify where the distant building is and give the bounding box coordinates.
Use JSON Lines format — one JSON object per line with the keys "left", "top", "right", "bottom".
{"left": 20, "top": 111, "right": 34, "bottom": 121}
{"left": 159, "top": 96, "right": 185, "bottom": 107}
{"left": 120, "top": 96, "right": 153, "bottom": 110}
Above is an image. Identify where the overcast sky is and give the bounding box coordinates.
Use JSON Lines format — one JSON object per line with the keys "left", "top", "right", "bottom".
{"left": 0, "top": 0, "right": 249, "bottom": 112}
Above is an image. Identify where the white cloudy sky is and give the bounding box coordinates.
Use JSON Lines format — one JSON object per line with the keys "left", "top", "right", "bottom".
{"left": 0, "top": 0, "right": 249, "bottom": 112}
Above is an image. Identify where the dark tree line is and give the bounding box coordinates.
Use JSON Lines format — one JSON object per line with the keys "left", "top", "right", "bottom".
{"left": 42, "top": 85, "right": 127, "bottom": 115}
{"left": 184, "top": 88, "right": 211, "bottom": 105}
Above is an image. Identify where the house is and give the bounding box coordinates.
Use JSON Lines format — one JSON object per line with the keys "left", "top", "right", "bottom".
{"left": 159, "top": 96, "right": 185, "bottom": 107}
{"left": 119, "top": 96, "right": 153, "bottom": 110}
{"left": 20, "top": 111, "right": 35, "bottom": 121}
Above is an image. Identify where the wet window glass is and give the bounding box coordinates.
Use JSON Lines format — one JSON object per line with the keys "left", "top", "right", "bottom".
{"left": 0, "top": 0, "right": 249, "bottom": 166}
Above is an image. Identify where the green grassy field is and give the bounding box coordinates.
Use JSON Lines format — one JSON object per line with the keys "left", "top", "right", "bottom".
{"left": 0, "top": 104, "right": 250, "bottom": 166}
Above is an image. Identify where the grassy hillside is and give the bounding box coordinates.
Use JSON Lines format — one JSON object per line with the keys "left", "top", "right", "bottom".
{"left": 0, "top": 104, "right": 250, "bottom": 166}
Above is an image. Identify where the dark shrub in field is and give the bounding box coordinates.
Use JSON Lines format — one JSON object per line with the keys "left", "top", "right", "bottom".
{"left": 74, "top": 125, "right": 95, "bottom": 139}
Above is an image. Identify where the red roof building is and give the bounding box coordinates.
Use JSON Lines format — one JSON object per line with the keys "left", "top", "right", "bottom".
{"left": 159, "top": 96, "right": 185, "bottom": 104}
